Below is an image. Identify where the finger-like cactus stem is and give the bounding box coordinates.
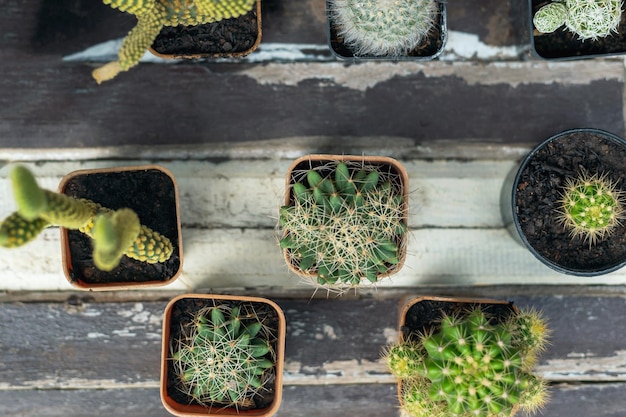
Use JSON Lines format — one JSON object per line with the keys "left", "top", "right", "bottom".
{"left": 0, "top": 212, "right": 50, "bottom": 248}
{"left": 92, "top": 209, "right": 141, "bottom": 271}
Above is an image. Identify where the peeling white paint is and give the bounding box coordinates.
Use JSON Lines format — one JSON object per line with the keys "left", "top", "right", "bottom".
{"left": 441, "top": 31, "right": 523, "bottom": 61}
{"left": 383, "top": 327, "right": 399, "bottom": 344}
{"left": 87, "top": 332, "right": 109, "bottom": 339}
{"left": 112, "top": 329, "right": 137, "bottom": 337}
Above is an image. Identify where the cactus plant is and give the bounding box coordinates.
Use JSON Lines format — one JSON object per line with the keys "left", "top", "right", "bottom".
{"left": 170, "top": 303, "right": 276, "bottom": 408}
{"left": 0, "top": 165, "right": 173, "bottom": 271}
{"left": 328, "top": 0, "right": 439, "bottom": 56}
{"left": 93, "top": 0, "right": 256, "bottom": 84}
{"left": 556, "top": 172, "right": 625, "bottom": 246}
{"left": 533, "top": 0, "right": 623, "bottom": 41}
{"left": 384, "top": 305, "right": 550, "bottom": 417}
{"left": 278, "top": 158, "right": 408, "bottom": 288}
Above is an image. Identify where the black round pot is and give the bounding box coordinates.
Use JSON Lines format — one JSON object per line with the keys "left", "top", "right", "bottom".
{"left": 501, "top": 128, "right": 626, "bottom": 276}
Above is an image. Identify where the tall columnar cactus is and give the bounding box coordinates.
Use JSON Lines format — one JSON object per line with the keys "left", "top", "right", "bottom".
{"left": 328, "top": 0, "right": 438, "bottom": 56}
{"left": 556, "top": 172, "right": 625, "bottom": 246}
{"left": 278, "top": 161, "right": 407, "bottom": 287}
{"left": 0, "top": 165, "right": 173, "bottom": 271}
{"left": 533, "top": 0, "right": 623, "bottom": 41}
{"left": 384, "top": 307, "right": 550, "bottom": 417}
{"left": 171, "top": 304, "right": 275, "bottom": 407}
{"left": 93, "top": 0, "right": 256, "bottom": 83}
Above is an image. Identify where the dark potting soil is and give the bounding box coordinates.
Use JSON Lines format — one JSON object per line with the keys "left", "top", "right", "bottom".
{"left": 327, "top": 1, "right": 445, "bottom": 59}
{"left": 62, "top": 168, "right": 181, "bottom": 285}
{"left": 515, "top": 130, "right": 626, "bottom": 273}
{"left": 166, "top": 298, "right": 279, "bottom": 411}
{"left": 151, "top": 8, "right": 259, "bottom": 57}
{"left": 532, "top": 0, "right": 626, "bottom": 59}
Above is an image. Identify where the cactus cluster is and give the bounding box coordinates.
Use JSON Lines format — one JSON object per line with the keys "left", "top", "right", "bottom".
{"left": 328, "top": 0, "right": 438, "bottom": 56}
{"left": 278, "top": 160, "right": 407, "bottom": 288}
{"left": 384, "top": 307, "right": 550, "bottom": 417}
{"left": 533, "top": 0, "right": 623, "bottom": 41}
{"left": 556, "top": 172, "right": 625, "bottom": 246}
{"left": 170, "top": 303, "right": 275, "bottom": 407}
{"left": 0, "top": 165, "right": 173, "bottom": 271}
{"left": 93, "top": 0, "right": 256, "bottom": 83}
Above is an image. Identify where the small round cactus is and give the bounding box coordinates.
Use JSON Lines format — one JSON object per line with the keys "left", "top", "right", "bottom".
{"left": 384, "top": 307, "right": 550, "bottom": 417}
{"left": 278, "top": 160, "right": 407, "bottom": 288}
{"left": 171, "top": 304, "right": 275, "bottom": 407}
{"left": 328, "top": 0, "right": 438, "bottom": 56}
{"left": 556, "top": 172, "right": 625, "bottom": 246}
{"left": 533, "top": 0, "right": 623, "bottom": 41}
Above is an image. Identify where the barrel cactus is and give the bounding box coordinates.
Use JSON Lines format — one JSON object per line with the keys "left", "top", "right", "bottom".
{"left": 328, "top": 0, "right": 438, "bottom": 56}
{"left": 278, "top": 159, "right": 407, "bottom": 288}
{"left": 556, "top": 172, "right": 625, "bottom": 246}
{"left": 0, "top": 165, "right": 173, "bottom": 271}
{"left": 170, "top": 304, "right": 275, "bottom": 407}
{"left": 533, "top": 0, "right": 623, "bottom": 41}
{"left": 384, "top": 307, "right": 550, "bottom": 417}
{"left": 93, "top": 0, "right": 256, "bottom": 83}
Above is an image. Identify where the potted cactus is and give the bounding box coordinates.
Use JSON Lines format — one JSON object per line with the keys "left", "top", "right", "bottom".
{"left": 160, "top": 294, "right": 286, "bottom": 417}
{"left": 326, "top": 0, "right": 447, "bottom": 60}
{"left": 530, "top": 0, "right": 626, "bottom": 59}
{"left": 278, "top": 155, "right": 409, "bottom": 292}
{"left": 501, "top": 128, "right": 626, "bottom": 275}
{"left": 0, "top": 164, "right": 182, "bottom": 290}
{"left": 93, "top": 0, "right": 261, "bottom": 84}
{"left": 384, "top": 296, "right": 550, "bottom": 417}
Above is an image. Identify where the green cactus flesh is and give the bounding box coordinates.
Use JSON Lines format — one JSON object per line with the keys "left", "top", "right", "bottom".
{"left": 533, "top": 0, "right": 622, "bottom": 40}
{"left": 279, "top": 161, "right": 407, "bottom": 287}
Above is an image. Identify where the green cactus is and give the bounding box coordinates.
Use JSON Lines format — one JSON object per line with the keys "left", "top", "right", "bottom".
{"left": 328, "top": 0, "right": 438, "bottom": 56}
{"left": 556, "top": 172, "right": 625, "bottom": 246}
{"left": 533, "top": 0, "right": 622, "bottom": 41}
{"left": 93, "top": 0, "right": 256, "bottom": 83}
{"left": 171, "top": 304, "right": 275, "bottom": 407}
{"left": 278, "top": 160, "right": 407, "bottom": 288}
{"left": 0, "top": 165, "right": 173, "bottom": 271}
{"left": 384, "top": 307, "right": 550, "bottom": 417}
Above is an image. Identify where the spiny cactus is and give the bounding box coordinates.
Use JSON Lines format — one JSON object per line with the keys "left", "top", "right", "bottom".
{"left": 93, "top": 0, "right": 256, "bottom": 83}
{"left": 171, "top": 304, "right": 275, "bottom": 407}
{"left": 278, "top": 160, "right": 407, "bottom": 288}
{"left": 0, "top": 165, "right": 173, "bottom": 271}
{"left": 328, "top": 0, "right": 438, "bottom": 56}
{"left": 533, "top": 0, "right": 623, "bottom": 41}
{"left": 556, "top": 172, "right": 625, "bottom": 246}
{"left": 384, "top": 307, "right": 550, "bottom": 417}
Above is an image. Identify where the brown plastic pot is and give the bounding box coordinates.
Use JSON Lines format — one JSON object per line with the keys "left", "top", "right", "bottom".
{"left": 281, "top": 154, "right": 409, "bottom": 285}
{"left": 160, "top": 293, "right": 286, "bottom": 417}
{"left": 58, "top": 165, "right": 182, "bottom": 291}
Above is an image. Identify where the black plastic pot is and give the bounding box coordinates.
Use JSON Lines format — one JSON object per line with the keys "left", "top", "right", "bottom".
{"left": 501, "top": 128, "right": 626, "bottom": 276}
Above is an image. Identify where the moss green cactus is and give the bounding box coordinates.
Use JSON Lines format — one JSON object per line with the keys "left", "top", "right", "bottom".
{"left": 384, "top": 307, "right": 550, "bottom": 417}
{"left": 0, "top": 165, "right": 173, "bottom": 271}
{"left": 556, "top": 172, "right": 625, "bottom": 246}
{"left": 278, "top": 160, "right": 407, "bottom": 288}
{"left": 171, "top": 303, "right": 275, "bottom": 407}
{"left": 328, "top": 0, "right": 438, "bottom": 56}
{"left": 533, "top": 0, "right": 622, "bottom": 41}
{"left": 93, "top": 0, "right": 256, "bottom": 83}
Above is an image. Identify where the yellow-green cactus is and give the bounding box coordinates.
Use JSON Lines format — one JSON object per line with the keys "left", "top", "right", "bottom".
{"left": 93, "top": 0, "right": 256, "bottom": 83}
{"left": 0, "top": 166, "right": 173, "bottom": 271}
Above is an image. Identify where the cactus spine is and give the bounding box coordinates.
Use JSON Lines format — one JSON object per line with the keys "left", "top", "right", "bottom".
{"left": 384, "top": 307, "right": 550, "bottom": 417}
{"left": 279, "top": 160, "right": 407, "bottom": 288}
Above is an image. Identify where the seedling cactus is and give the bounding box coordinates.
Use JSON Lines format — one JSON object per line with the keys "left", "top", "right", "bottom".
{"left": 384, "top": 306, "right": 550, "bottom": 417}
{"left": 533, "top": 0, "right": 623, "bottom": 41}
{"left": 93, "top": 0, "right": 256, "bottom": 83}
{"left": 328, "top": 0, "right": 438, "bottom": 56}
{"left": 556, "top": 172, "right": 625, "bottom": 246}
{"left": 170, "top": 303, "right": 275, "bottom": 407}
{"left": 0, "top": 165, "right": 173, "bottom": 271}
{"left": 279, "top": 159, "right": 407, "bottom": 288}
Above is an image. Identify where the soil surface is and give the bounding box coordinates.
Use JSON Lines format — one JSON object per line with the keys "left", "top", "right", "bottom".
{"left": 327, "top": 1, "right": 445, "bottom": 59}
{"left": 61, "top": 168, "right": 181, "bottom": 285}
{"left": 151, "top": 8, "right": 259, "bottom": 57}
{"left": 514, "top": 130, "right": 626, "bottom": 274}
{"left": 532, "top": 0, "right": 626, "bottom": 59}
{"left": 166, "top": 297, "right": 279, "bottom": 411}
